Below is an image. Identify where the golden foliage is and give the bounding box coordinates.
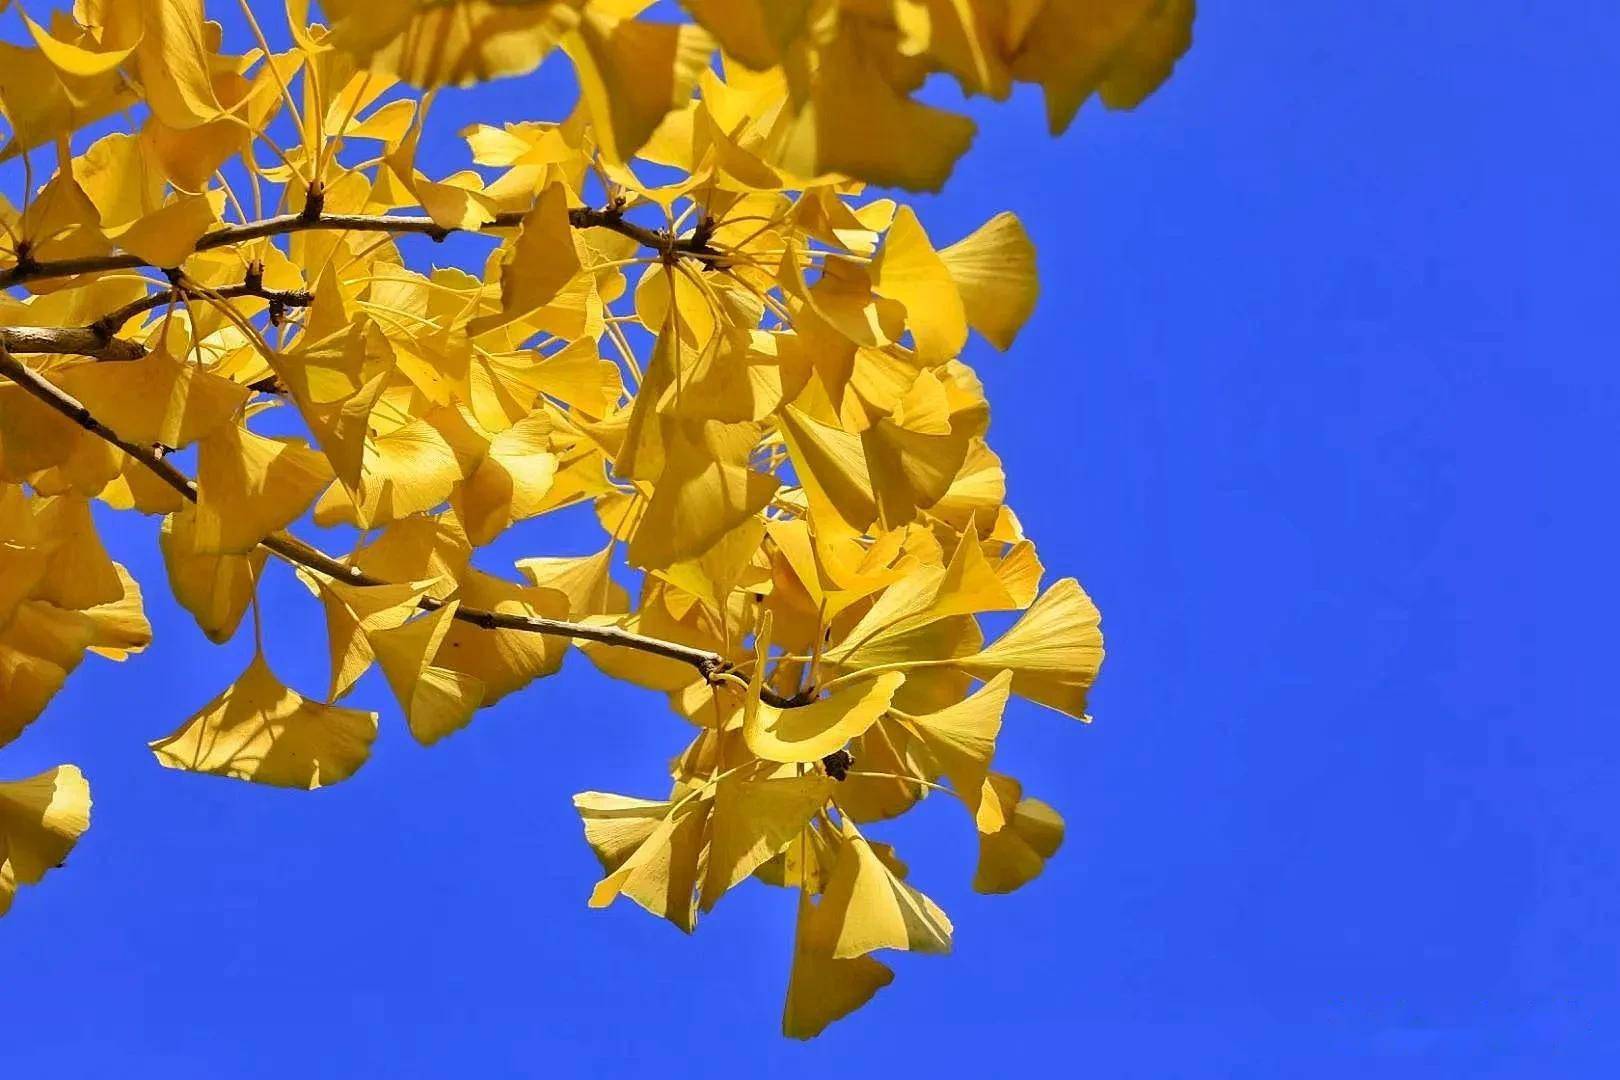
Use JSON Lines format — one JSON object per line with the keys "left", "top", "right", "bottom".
{"left": 0, "top": 0, "right": 1192, "bottom": 1034}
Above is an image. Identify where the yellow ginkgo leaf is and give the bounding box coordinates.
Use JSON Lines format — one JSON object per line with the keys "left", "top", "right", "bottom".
{"left": 325, "top": 0, "right": 584, "bottom": 90}
{"left": 779, "top": 246, "right": 905, "bottom": 351}
{"left": 94, "top": 453, "right": 186, "bottom": 516}
{"left": 313, "top": 407, "right": 482, "bottom": 529}
{"left": 994, "top": 539, "right": 1044, "bottom": 609}
{"left": 24, "top": 14, "right": 137, "bottom": 79}
{"left": 149, "top": 654, "right": 378, "bottom": 789}
{"left": 778, "top": 405, "right": 878, "bottom": 534}
{"left": 744, "top": 642, "right": 905, "bottom": 765}
{"left": 895, "top": 671, "right": 1011, "bottom": 825}
{"left": 647, "top": 324, "right": 768, "bottom": 425}
{"left": 140, "top": 63, "right": 259, "bottom": 191}
{"left": 872, "top": 206, "right": 968, "bottom": 363}
{"left": 939, "top": 211, "right": 1038, "bottom": 350}
{"left": 469, "top": 182, "right": 581, "bottom": 335}
{"left": 927, "top": 436, "right": 1004, "bottom": 529}
{"left": 342, "top": 99, "right": 417, "bottom": 143}
{"left": 435, "top": 570, "right": 569, "bottom": 705}
{"left": 700, "top": 768, "right": 832, "bottom": 911}
{"left": 369, "top": 601, "right": 486, "bottom": 746}
{"left": 579, "top": 590, "right": 722, "bottom": 694}
{"left": 382, "top": 116, "right": 501, "bottom": 231}
{"left": 483, "top": 338, "right": 623, "bottom": 422}
{"left": 825, "top": 527, "right": 1018, "bottom": 666}
{"left": 0, "top": 606, "right": 85, "bottom": 750}
{"left": 0, "top": 544, "right": 46, "bottom": 631}
{"left": 754, "top": 814, "right": 837, "bottom": 894}
{"left": 160, "top": 504, "right": 266, "bottom": 645}
{"left": 454, "top": 412, "right": 558, "bottom": 546}
{"left": 349, "top": 511, "right": 473, "bottom": 599}
{"left": 133, "top": 0, "right": 224, "bottom": 130}
{"left": 657, "top": 512, "right": 768, "bottom": 613}
{"left": 1008, "top": 0, "right": 1194, "bottom": 133}
{"left": 0, "top": 764, "right": 91, "bottom": 918}
{"left": 765, "top": 516, "right": 902, "bottom": 627}
{"left": 82, "top": 563, "right": 153, "bottom": 662}
{"left": 565, "top": 12, "right": 715, "bottom": 164}
{"left": 627, "top": 421, "right": 779, "bottom": 571}
{"left": 193, "top": 425, "right": 334, "bottom": 554}
{"left": 827, "top": 716, "right": 933, "bottom": 824}
{"left": 973, "top": 773, "right": 1064, "bottom": 894}
{"left": 278, "top": 314, "right": 396, "bottom": 491}
{"left": 12, "top": 165, "right": 110, "bottom": 262}
{"left": 314, "top": 44, "right": 400, "bottom": 126}
{"left": 782, "top": 890, "right": 894, "bottom": 1040}
{"left": 70, "top": 131, "right": 162, "bottom": 236}
{"left": 1097, "top": 0, "right": 1197, "bottom": 110}
{"left": 0, "top": 41, "right": 134, "bottom": 155}
{"left": 311, "top": 577, "right": 437, "bottom": 703}
{"left": 680, "top": 0, "right": 811, "bottom": 70}
{"left": 60, "top": 347, "right": 248, "bottom": 451}
{"left": 862, "top": 373, "right": 988, "bottom": 529}
{"left": 815, "top": 829, "right": 952, "bottom": 958}
{"left": 0, "top": 484, "right": 40, "bottom": 543}
{"left": 575, "top": 789, "right": 710, "bottom": 933}
{"left": 0, "top": 572, "right": 147, "bottom": 745}
{"left": 772, "top": 30, "right": 976, "bottom": 193}
{"left": 111, "top": 190, "right": 222, "bottom": 266}
{"left": 635, "top": 260, "right": 717, "bottom": 349}
{"left": 959, "top": 578, "right": 1104, "bottom": 720}
{"left": 516, "top": 544, "right": 628, "bottom": 618}
{"left": 29, "top": 495, "right": 123, "bottom": 611}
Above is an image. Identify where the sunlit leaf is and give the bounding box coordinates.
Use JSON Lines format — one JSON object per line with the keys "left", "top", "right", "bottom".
{"left": 973, "top": 773, "right": 1064, "bottom": 894}
{"left": 149, "top": 654, "right": 378, "bottom": 789}
{"left": 816, "top": 828, "right": 953, "bottom": 958}
{"left": 960, "top": 578, "right": 1105, "bottom": 720}
{"left": 701, "top": 768, "right": 830, "bottom": 911}
{"left": 194, "top": 425, "right": 334, "bottom": 554}
{"left": 0, "top": 765, "right": 91, "bottom": 918}
{"left": 782, "top": 891, "right": 893, "bottom": 1039}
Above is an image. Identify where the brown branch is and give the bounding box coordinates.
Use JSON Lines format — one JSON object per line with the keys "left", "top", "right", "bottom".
{"left": 0, "top": 201, "right": 717, "bottom": 364}
{"left": 0, "top": 273, "right": 316, "bottom": 362}
{"left": 0, "top": 325, "right": 146, "bottom": 360}
{"left": 92, "top": 276, "right": 315, "bottom": 340}
{"left": 0, "top": 345, "right": 789, "bottom": 706}
{"left": 0, "top": 202, "right": 719, "bottom": 290}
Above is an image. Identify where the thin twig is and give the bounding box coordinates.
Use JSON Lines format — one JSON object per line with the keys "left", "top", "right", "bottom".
{"left": 92, "top": 275, "right": 315, "bottom": 340}
{"left": 0, "top": 203, "right": 720, "bottom": 290}
{"left": 2, "top": 273, "right": 316, "bottom": 360}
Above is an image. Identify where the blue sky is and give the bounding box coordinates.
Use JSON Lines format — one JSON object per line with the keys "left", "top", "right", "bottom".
{"left": 5, "top": 3, "right": 1620, "bottom": 1077}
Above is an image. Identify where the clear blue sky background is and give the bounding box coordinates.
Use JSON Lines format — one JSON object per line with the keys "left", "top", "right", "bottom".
{"left": 4, "top": 3, "right": 1619, "bottom": 1076}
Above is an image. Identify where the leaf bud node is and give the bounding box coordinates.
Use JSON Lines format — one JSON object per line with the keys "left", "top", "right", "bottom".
{"left": 300, "top": 182, "right": 326, "bottom": 223}
{"left": 821, "top": 749, "right": 855, "bottom": 782}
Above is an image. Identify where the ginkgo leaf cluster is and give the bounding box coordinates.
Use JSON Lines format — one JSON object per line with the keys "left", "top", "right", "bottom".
{"left": 0, "top": 0, "right": 1190, "bottom": 1037}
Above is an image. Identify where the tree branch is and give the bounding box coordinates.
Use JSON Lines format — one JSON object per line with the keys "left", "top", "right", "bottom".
{"left": 92, "top": 276, "right": 315, "bottom": 340}
{"left": 0, "top": 273, "right": 316, "bottom": 361}
{"left": 0, "top": 202, "right": 720, "bottom": 290}
{"left": 0, "top": 325, "right": 146, "bottom": 360}
{"left": 0, "top": 345, "right": 789, "bottom": 706}
{"left": 0, "top": 200, "right": 717, "bottom": 367}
